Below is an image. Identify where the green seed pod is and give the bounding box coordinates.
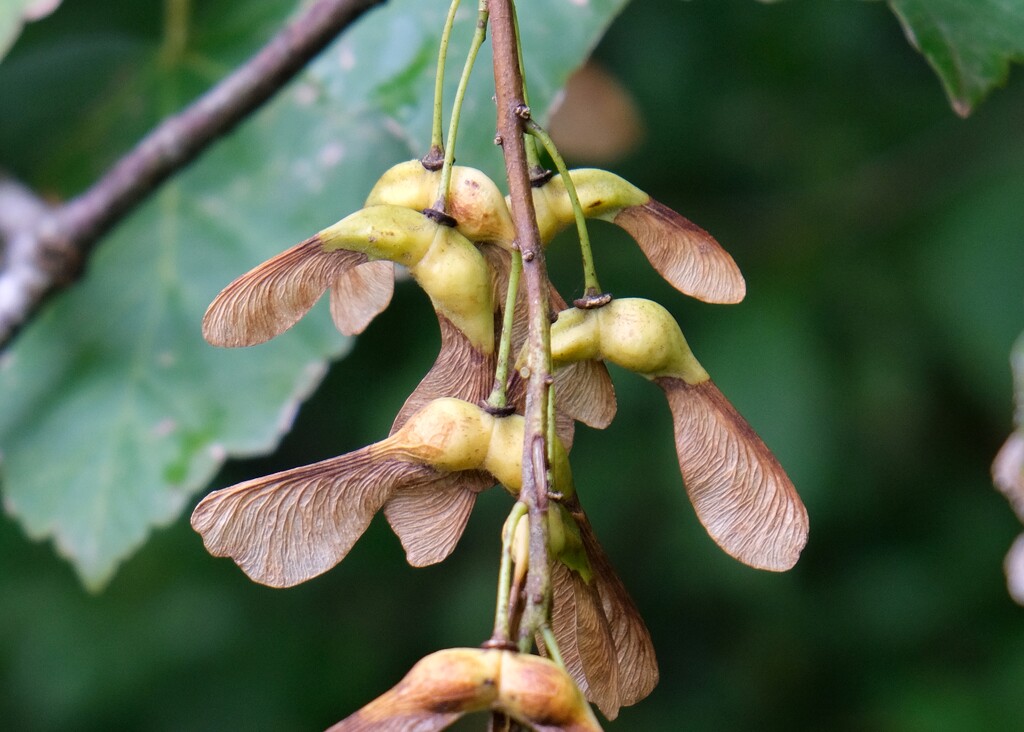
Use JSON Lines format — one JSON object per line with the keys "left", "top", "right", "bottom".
{"left": 320, "top": 205, "right": 495, "bottom": 352}
{"left": 549, "top": 503, "right": 590, "bottom": 582}
{"left": 529, "top": 168, "right": 746, "bottom": 304}
{"left": 319, "top": 204, "right": 435, "bottom": 265}
{"left": 505, "top": 503, "right": 590, "bottom": 585}
{"left": 412, "top": 226, "right": 495, "bottom": 353}
{"left": 496, "top": 651, "right": 603, "bottom": 732}
{"left": 365, "top": 159, "right": 516, "bottom": 245}
{"left": 544, "top": 298, "right": 808, "bottom": 573}
{"left": 532, "top": 168, "right": 647, "bottom": 238}
{"left": 546, "top": 298, "right": 709, "bottom": 383}
{"left": 388, "top": 397, "right": 493, "bottom": 472}
{"left": 483, "top": 412, "right": 574, "bottom": 499}
{"left": 485, "top": 413, "right": 528, "bottom": 490}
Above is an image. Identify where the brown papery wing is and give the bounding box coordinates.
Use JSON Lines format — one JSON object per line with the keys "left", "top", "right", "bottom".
{"left": 191, "top": 448, "right": 436, "bottom": 588}
{"left": 202, "top": 236, "right": 368, "bottom": 347}
{"left": 325, "top": 710, "right": 456, "bottom": 732}
{"left": 383, "top": 315, "right": 497, "bottom": 566}
{"left": 383, "top": 471, "right": 491, "bottom": 567}
{"left": 569, "top": 497, "right": 659, "bottom": 709}
{"left": 658, "top": 376, "right": 809, "bottom": 571}
{"left": 549, "top": 561, "right": 621, "bottom": 719}
{"left": 329, "top": 259, "right": 395, "bottom": 336}
{"left": 556, "top": 359, "right": 617, "bottom": 430}
{"left": 614, "top": 199, "right": 746, "bottom": 305}
{"left": 390, "top": 315, "right": 496, "bottom": 430}
{"left": 325, "top": 679, "right": 467, "bottom": 732}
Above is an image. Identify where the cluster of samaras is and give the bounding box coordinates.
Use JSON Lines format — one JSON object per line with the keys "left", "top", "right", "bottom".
{"left": 192, "top": 159, "right": 809, "bottom": 726}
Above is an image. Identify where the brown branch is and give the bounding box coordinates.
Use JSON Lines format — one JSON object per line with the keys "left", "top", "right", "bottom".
{"left": 0, "top": 0, "right": 385, "bottom": 350}
{"left": 488, "top": 0, "right": 552, "bottom": 645}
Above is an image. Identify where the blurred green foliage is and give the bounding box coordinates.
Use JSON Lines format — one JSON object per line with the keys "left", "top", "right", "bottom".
{"left": 1, "top": 0, "right": 1023, "bottom": 730}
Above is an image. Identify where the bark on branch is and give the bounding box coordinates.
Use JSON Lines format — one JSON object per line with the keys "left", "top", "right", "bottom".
{"left": 0, "top": 0, "right": 385, "bottom": 350}
{"left": 488, "top": 0, "right": 553, "bottom": 644}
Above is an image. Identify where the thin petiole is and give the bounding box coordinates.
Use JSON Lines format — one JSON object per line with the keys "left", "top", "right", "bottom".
{"left": 486, "top": 249, "right": 523, "bottom": 410}
{"left": 425, "top": 0, "right": 462, "bottom": 167}
{"left": 436, "top": 0, "right": 490, "bottom": 209}
{"left": 527, "top": 119, "right": 602, "bottom": 296}
{"left": 541, "top": 626, "right": 567, "bottom": 669}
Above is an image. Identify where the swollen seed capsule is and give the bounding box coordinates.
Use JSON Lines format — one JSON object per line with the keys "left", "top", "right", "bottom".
{"left": 412, "top": 226, "right": 495, "bottom": 353}
{"left": 497, "top": 652, "right": 602, "bottom": 731}
{"left": 485, "top": 414, "right": 526, "bottom": 490}
{"left": 548, "top": 298, "right": 709, "bottom": 383}
{"left": 366, "top": 160, "right": 516, "bottom": 246}
{"left": 531, "top": 168, "right": 647, "bottom": 241}
{"left": 528, "top": 168, "right": 747, "bottom": 304}
{"left": 321, "top": 205, "right": 495, "bottom": 353}
{"left": 319, "top": 205, "right": 435, "bottom": 266}
{"left": 389, "top": 398, "right": 493, "bottom": 472}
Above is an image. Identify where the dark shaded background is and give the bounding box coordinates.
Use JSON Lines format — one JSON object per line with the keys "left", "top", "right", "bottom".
{"left": 2, "top": 1, "right": 1023, "bottom": 730}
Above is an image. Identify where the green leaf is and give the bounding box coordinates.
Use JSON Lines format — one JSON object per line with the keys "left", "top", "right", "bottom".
{"left": 0, "top": 0, "right": 628, "bottom": 589}
{"left": 0, "top": 0, "right": 61, "bottom": 62}
{"left": 886, "top": 0, "right": 1024, "bottom": 116}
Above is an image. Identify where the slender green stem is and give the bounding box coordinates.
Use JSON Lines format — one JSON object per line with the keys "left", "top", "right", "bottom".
{"left": 527, "top": 120, "right": 602, "bottom": 295}
{"left": 541, "top": 626, "right": 566, "bottom": 669}
{"left": 493, "top": 502, "right": 529, "bottom": 644}
{"left": 427, "top": 0, "right": 462, "bottom": 163}
{"left": 436, "top": 0, "right": 490, "bottom": 208}
{"left": 487, "top": 250, "right": 523, "bottom": 409}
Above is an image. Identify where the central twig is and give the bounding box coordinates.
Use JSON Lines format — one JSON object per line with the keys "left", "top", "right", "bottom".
{"left": 488, "top": 0, "right": 552, "bottom": 645}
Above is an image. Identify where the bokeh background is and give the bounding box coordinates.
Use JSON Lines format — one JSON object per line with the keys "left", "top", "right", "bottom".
{"left": 2, "top": 1, "right": 1023, "bottom": 730}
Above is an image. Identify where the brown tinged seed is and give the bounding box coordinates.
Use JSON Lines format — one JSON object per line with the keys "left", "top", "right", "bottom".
{"left": 507, "top": 493, "right": 656, "bottom": 718}
{"left": 496, "top": 652, "right": 602, "bottom": 732}
{"left": 325, "top": 648, "right": 501, "bottom": 732}
{"left": 613, "top": 198, "right": 745, "bottom": 305}
{"left": 190, "top": 447, "right": 439, "bottom": 588}
{"left": 545, "top": 298, "right": 808, "bottom": 571}
{"left": 327, "top": 649, "right": 603, "bottom": 732}
{"left": 192, "top": 398, "right": 492, "bottom": 586}
{"left": 548, "top": 561, "right": 621, "bottom": 717}
{"left": 192, "top": 398, "right": 577, "bottom": 586}
{"left": 328, "top": 259, "right": 396, "bottom": 335}
{"left": 989, "top": 429, "right": 1024, "bottom": 604}
{"left": 529, "top": 168, "right": 746, "bottom": 304}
